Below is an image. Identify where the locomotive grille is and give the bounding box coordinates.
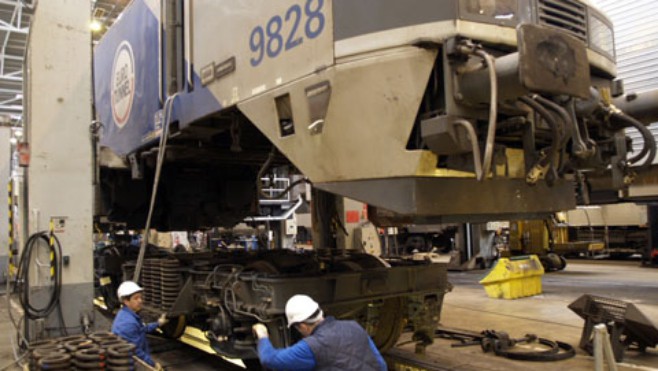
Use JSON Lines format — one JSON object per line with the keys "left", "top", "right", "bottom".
{"left": 537, "top": 0, "right": 588, "bottom": 42}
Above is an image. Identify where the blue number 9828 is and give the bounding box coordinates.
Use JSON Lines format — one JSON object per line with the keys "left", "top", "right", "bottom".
{"left": 250, "top": 0, "right": 325, "bottom": 67}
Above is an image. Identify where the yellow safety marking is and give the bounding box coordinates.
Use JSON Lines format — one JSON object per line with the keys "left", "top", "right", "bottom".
{"left": 7, "top": 181, "right": 13, "bottom": 278}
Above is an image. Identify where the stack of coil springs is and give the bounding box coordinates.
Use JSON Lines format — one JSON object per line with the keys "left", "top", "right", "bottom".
{"left": 106, "top": 343, "right": 137, "bottom": 370}
{"left": 29, "top": 339, "right": 68, "bottom": 370}
{"left": 29, "top": 332, "right": 136, "bottom": 370}
{"left": 142, "top": 259, "right": 158, "bottom": 307}
{"left": 136, "top": 258, "right": 182, "bottom": 311}
{"left": 160, "top": 259, "right": 182, "bottom": 310}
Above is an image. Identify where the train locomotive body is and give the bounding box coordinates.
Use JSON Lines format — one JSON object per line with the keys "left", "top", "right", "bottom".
{"left": 93, "top": 0, "right": 648, "bottom": 362}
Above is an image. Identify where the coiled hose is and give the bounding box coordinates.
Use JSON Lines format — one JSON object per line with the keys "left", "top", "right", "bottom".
{"left": 15, "top": 231, "right": 63, "bottom": 320}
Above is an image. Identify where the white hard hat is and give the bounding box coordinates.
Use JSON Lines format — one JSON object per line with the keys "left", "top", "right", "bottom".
{"left": 285, "top": 295, "right": 322, "bottom": 328}
{"left": 117, "top": 281, "right": 143, "bottom": 300}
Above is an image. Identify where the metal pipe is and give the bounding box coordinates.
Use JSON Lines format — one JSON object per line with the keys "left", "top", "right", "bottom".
{"left": 458, "top": 52, "right": 525, "bottom": 105}
{"left": 613, "top": 89, "right": 658, "bottom": 125}
{"left": 245, "top": 195, "right": 304, "bottom": 222}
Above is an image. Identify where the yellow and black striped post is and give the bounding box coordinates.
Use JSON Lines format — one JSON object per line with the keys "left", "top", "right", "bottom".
{"left": 49, "top": 219, "right": 56, "bottom": 279}
{"left": 7, "top": 180, "right": 16, "bottom": 278}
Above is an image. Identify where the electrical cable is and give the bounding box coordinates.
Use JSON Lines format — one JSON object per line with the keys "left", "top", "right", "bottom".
{"left": 14, "top": 231, "right": 63, "bottom": 320}
{"left": 134, "top": 93, "right": 179, "bottom": 282}
{"left": 10, "top": 230, "right": 68, "bottom": 361}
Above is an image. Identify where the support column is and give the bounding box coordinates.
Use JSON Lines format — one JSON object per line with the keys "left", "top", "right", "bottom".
{"left": 24, "top": 0, "right": 94, "bottom": 339}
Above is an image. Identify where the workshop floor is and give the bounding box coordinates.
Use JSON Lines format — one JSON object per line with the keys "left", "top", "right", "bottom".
{"left": 393, "top": 259, "right": 658, "bottom": 370}
{"left": 0, "top": 260, "right": 657, "bottom": 370}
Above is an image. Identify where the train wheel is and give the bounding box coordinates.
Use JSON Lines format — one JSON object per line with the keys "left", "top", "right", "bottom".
{"left": 370, "top": 297, "right": 406, "bottom": 351}
{"left": 334, "top": 255, "right": 405, "bottom": 352}
{"left": 161, "top": 315, "right": 186, "bottom": 339}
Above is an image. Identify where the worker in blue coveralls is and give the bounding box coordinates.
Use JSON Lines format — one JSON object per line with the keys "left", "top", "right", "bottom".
{"left": 112, "top": 281, "right": 168, "bottom": 370}
{"left": 252, "top": 294, "right": 387, "bottom": 370}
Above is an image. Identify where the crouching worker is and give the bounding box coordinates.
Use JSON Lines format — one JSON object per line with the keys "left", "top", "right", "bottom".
{"left": 252, "top": 295, "right": 387, "bottom": 370}
{"left": 112, "top": 281, "right": 169, "bottom": 370}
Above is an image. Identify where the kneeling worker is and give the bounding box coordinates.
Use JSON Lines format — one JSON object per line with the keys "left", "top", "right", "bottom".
{"left": 112, "top": 281, "right": 169, "bottom": 369}
{"left": 253, "top": 295, "right": 387, "bottom": 370}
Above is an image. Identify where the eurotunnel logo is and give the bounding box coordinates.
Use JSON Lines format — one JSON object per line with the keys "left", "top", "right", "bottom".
{"left": 111, "top": 41, "right": 135, "bottom": 129}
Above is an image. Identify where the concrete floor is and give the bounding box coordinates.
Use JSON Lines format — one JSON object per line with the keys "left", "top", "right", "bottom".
{"left": 1, "top": 260, "right": 657, "bottom": 370}
{"left": 394, "top": 259, "right": 658, "bottom": 370}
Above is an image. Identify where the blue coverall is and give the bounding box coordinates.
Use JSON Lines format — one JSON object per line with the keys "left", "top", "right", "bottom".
{"left": 257, "top": 321, "right": 387, "bottom": 370}
{"left": 111, "top": 306, "right": 159, "bottom": 366}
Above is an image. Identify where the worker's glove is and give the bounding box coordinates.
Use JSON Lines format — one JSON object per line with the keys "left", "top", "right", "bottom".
{"left": 154, "top": 362, "right": 164, "bottom": 371}
{"left": 157, "top": 314, "right": 169, "bottom": 327}
{"left": 252, "top": 323, "right": 269, "bottom": 339}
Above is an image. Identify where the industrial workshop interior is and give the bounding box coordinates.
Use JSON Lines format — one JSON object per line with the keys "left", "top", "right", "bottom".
{"left": 1, "top": 0, "right": 658, "bottom": 370}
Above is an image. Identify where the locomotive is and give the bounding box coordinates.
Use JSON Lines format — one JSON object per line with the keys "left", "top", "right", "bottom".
{"left": 93, "top": 0, "right": 651, "bottom": 364}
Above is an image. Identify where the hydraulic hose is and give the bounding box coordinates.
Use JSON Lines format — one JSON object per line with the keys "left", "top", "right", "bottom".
{"left": 454, "top": 119, "right": 484, "bottom": 181}
{"left": 532, "top": 96, "right": 571, "bottom": 173}
{"left": 519, "top": 96, "right": 561, "bottom": 182}
{"left": 610, "top": 111, "right": 656, "bottom": 169}
{"left": 134, "top": 93, "right": 179, "bottom": 282}
{"left": 532, "top": 96, "right": 571, "bottom": 148}
{"left": 14, "top": 231, "right": 63, "bottom": 320}
{"left": 474, "top": 50, "right": 498, "bottom": 180}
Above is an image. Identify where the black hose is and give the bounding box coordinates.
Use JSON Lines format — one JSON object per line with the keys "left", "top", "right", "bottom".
{"left": 520, "top": 96, "right": 561, "bottom": 179}
{"left": 533, "top": 96, "right": 573, "bottom": 172}
{"left": 611, "top": 111, "right": 656, "bottom": 169}
{"left": 15, "top": 231, "right": 63, "bottom": 320}
{"left": 263, "top": 178, "right": 310, "bottom": 200}
{"left": 532, "top": 96, "right": 572, "bottom": 147}
{"left": 256, "top": 146, "right": 311, "bottom": 200}
{"left": 256, "top": 147, "right": 277, "bottom": 201}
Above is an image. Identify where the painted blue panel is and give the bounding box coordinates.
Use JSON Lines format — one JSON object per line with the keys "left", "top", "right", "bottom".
{"left": 174, "top": 66, "right": 223, "bottom": 132}
{"left": 95, "top": 0, "right": 224, "bottom": 155}
{"left": 94, "top": 0, "right": 161, "bottom": 156}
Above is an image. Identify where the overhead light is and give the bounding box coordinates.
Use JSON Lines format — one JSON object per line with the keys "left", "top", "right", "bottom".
{"left": 14, "top": 129, "right": 22, "bottom": 138}
{"left": 90, "top": 19, "right": 103, "bottom": 32}
{"left": 9, "top": 137, "right": 17, "bottom": 144}
{"left": 576, "top": 205, "right": 601, "bottom": 210}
